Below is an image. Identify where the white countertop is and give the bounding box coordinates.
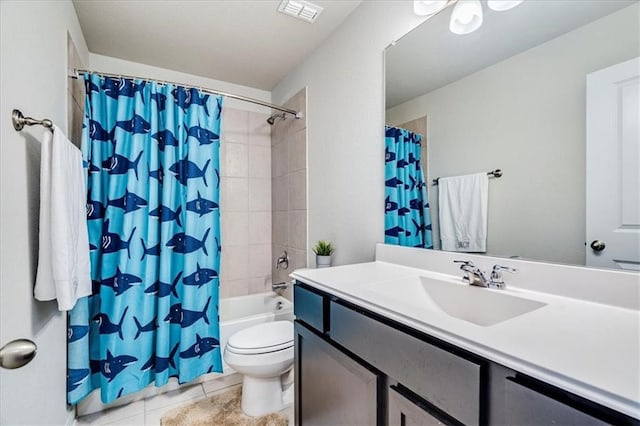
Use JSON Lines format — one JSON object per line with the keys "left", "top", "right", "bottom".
{"left": 291, "top": 260, "right": 640, "bottom": 419}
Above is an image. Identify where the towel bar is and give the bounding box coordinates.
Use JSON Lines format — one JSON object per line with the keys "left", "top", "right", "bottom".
{"left": 12, "top": 109, "right": 53, "bottom": 131}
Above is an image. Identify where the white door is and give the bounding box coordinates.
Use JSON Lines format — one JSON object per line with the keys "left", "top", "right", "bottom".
{"left": 586, "top": 57, "right": 640, "bottom": 270}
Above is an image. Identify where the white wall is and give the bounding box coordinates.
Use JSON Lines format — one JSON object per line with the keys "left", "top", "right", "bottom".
{"left": 386, "top": 4, "right": 640, "bottom": 265}
{"left": 272, "top": 2, "right": 427, "bottom": 266}
{"left": 89, "top": 54, "right": 272, "bottom": 114}
{"left": 0, "top": 1, "right": 89, "bottom": 424}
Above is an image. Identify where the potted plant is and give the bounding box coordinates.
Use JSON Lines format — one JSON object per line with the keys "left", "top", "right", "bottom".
{"left": 313, "top": 240, "right": 335, "bottom": 268}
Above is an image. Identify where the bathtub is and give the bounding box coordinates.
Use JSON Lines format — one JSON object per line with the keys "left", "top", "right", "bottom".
{"left": 78, "top": 291, "right": 293, "bottom": 416}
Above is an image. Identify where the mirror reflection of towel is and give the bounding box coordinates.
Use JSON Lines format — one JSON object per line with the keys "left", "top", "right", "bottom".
{"left": 438, "top": 173, "right": 488, "bottom": 252}
{"left": 34, "top": 125, "right": 91, "bottom": 311}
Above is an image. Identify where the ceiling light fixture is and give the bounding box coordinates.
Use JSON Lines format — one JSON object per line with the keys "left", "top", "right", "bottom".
{"left": 277, "top": 0, "right": 323, "bottom": 23}
{"left": 413, "top": 0, "right": 524, "bottom": 36}
{"left": 413, "top": 0, "right": 449, "bottom": 16}
{"left": 487, "top": 0, "right": 523, "bottom": 12}
{"left": 450, "top": 0, "right": 483, "bottom": 35}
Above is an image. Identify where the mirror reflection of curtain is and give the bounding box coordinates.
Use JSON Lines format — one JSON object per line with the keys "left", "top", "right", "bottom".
{"left": 384, "top": 126, "right": 433, "bottom": 248}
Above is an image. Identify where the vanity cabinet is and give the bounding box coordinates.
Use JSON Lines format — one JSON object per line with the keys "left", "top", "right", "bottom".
{"left": 293, "top": 281, "right": 638, "bottom": 426}
{"left": 388, "top": 385, "right": 446, "bottom": 426}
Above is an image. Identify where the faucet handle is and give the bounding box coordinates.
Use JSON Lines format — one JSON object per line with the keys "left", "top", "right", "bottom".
{"left": 453, "top": 260, "right": 475, "bottom": 270}
{"left": 491, "top": 264, "right": 518, "bottom": 275}
{"left": 489, "top": 264, "right": 518, "bottom": 289}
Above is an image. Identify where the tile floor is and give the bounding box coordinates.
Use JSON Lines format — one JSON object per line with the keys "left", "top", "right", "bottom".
{"left": 77, "top": 381, "right": 294, "bottom": 425}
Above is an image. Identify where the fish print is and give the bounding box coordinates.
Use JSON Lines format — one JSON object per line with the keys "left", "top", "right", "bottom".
{"left": 398, "top": 207, "right": 411, "bottom": 216}
{"left": 215, "top": 169, "right": 220, "bottom": 188}
{"left": 385, "top": 177, "right": 404, "bottom": 188}
{"left": 385, "top": 226, "right": 406, "bottom": 238}
{"left": 101, "top": 220, "right": 136, "bottom": 258}
{"left": 133, "top": 316, "right": 158, "bottom": 340}
{"left": 116, "top": 114, "right": 151, "bottom": 135}
{"left": 87, "top": 162, "right": 100, "bottom": 174}
{"left": 102, "top": 150, "right": 144, "bottom": 180}
{"left": 102, "top": 77, "right": 146, "bottom": 100}
{"left": 89, "top": 119, "right": 114, "bottom": 142}
{"left": 89, "top": 350, "right": 138, "bottom": 382}
{"left": 182, "top": 263, "right": 217, "bottom": 288}
{"left": 68, "top": 325, "right": 89, "bottom": 343}
{"left": 106, "top": 190, "right": 148, "bottom": 213}
{"left": 151, "top": 92, "right": 167, "bottom": 111}
{"left": 172, "top": 87, "right": 209, "bottom": 115}
{"left": 87, "top": 199, "right": 106, "bottom": 220}
{"left": 216, "top": 98, "right": 223, "bottom": 120}
{"left": 140, "top": 343, "right": 179, "bottom": 373}
{"left": 92, "top": 307, "right": 129, "bottom": 340}
{"left": 164, "top": 297, "right": 210, "bottom": 327}
{"left": 179, "top": 334, "right": 219, "bottom": 359}
{"left": 215, "top": 237, "right": 222, "bottom": 255}
{"left": 67, "top": 368, "right": 90, "bottom": 392}
{"left": 409, "top": 198, "right": 422, "bottom": 210}
{"left": 101, "top": 267, "right": 142, "bottom": 296}
{"left": 183, "top": 123, "right": 219, "bottom": 145}
{"left": 149, "top": 167, "right": 164, "bottom": 184}
{"left": 140, "top": 239, "right": 161, "bottom": 261}
{"left": 396, "top": 159, "right": 409, "bottom": 168}
{"left": 85, "top": 79, "right": 100, "bottom": 94}
{"left": 385, "top": 146, "right": 396, "bottom": 163}
{"left": 149, "top": 204, "right": 182, "bottom": 228}
{"left": 186, "top": 191, "right": 218, "bottom": 217}
{"left": 166, "top": 228, "right": 210, "bottom": 255}
{"left": 168, "top": 157, "right": 210, "bottom": 187}
{"left": 144, "top": 271, "right": 182, "bottom": 298}
{"left": 91, "top": 279, "right": 101, "bottom": 295}
{"left": 151, "top": 129, "right": 179, "bottom": 151}
{"left": 385, "top": 196, "right": 398, "bottom": 213}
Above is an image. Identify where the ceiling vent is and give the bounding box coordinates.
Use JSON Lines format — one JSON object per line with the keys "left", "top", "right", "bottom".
{"left": 278, "top": 0, "right": 323, "bottom": 23}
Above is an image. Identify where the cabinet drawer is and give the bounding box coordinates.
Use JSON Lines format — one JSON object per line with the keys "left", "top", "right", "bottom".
{"left": 294, "top": 283, "right": 327, "bottom": 333}
{"left": 504, "top": 378, "right": 608, "bottom": 425}
{"left": 330, "top": 301, "right": 481, "bottom": 425}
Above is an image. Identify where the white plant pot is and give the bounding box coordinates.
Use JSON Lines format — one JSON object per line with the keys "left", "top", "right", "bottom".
{"left": 316, "top": 255, "right": 332, "bottom": 268}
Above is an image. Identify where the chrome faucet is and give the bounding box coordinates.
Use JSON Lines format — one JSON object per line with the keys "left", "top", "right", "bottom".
{"left": 489, "top": 264, "right": 518, "bottom": 289}
{"left": 454, "top": 260, "right": 490, "bottom": 287}
{"left": 454, "top": 261, "right": 517, "bottom": 289}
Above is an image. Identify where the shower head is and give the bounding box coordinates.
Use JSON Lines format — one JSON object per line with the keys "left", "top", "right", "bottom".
{"left": 266, "top": 112, "right": 287, "bottom": 125}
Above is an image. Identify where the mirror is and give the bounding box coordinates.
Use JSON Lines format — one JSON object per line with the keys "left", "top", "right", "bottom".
{"left": 385, "top": 0, "right": 639, "bottom": 270}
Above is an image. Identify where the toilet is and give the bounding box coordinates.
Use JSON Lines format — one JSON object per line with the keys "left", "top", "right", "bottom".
{"left": 223, "top": 320, "right": 294, "bottom": 417}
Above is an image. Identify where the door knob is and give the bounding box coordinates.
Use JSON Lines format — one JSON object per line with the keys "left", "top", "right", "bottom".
{"left": 0, "top": 339, "right": 37, "bottom": 369}
{"left": 590, "top": 240, "right": 606, "bottom": 252}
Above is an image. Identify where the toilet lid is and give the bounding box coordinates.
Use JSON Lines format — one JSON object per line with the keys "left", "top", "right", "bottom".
{"left": 226, "top": 321, "right": 294, "bottom": 355}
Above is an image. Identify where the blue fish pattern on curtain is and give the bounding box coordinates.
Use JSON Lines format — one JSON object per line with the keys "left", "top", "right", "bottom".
{"left": 384, "top": 126, "right": 433, "bottom": 248}
{"left": 67, "top": 73, "right": 223, "bottom": 404}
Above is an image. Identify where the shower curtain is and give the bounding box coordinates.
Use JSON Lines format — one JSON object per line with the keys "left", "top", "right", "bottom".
{"left": 384, "top": 126, "right": 433, "bottom": 248}
{"left": 67, "top": 73, "right": 223, "bottom": 404}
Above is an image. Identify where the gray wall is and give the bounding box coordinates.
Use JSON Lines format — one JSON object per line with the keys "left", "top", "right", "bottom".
{"left": 386, "top": 4, "right": 639, "bottom": 265}
{"left": 272, "top": 2, "right": 427, "bottom": 266}
{"left": 0, "top": 1, "right": 89, "bottom": 424}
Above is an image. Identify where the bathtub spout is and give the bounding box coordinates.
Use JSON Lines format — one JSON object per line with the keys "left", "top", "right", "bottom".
{"left": 272, "top": 282, "right": 288, "bottom": 292}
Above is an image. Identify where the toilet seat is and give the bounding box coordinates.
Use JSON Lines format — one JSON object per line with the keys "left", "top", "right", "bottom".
{"left": 226, "top": 320, "right": 293, "bottom": 355}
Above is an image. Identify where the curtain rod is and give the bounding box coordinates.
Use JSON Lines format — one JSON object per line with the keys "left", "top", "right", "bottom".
{"left": 69, "top": 68, "right": 301, "bottom": 119}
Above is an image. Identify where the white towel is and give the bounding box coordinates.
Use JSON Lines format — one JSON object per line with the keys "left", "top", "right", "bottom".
{"left": 34, "top": 125, "right": 91, "bottom": 311}
{"left": 438, "top": 172, "right": 488, "bottom": 252}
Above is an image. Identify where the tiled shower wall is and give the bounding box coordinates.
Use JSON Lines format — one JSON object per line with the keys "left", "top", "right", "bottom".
{"left": 272, "top": 88, "right": 308, "bottom": 300}
{"left": 219, "top": 108, "right": 273, "bottom": 297}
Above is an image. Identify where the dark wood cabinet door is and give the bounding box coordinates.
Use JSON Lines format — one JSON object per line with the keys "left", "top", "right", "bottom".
{"left": 295, "top": 321, "right": 380, "bottom": 426}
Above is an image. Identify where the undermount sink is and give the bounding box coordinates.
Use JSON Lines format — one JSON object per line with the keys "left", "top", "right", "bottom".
{"left": 364, "top": 276, "right": 546, "bottom": 327}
